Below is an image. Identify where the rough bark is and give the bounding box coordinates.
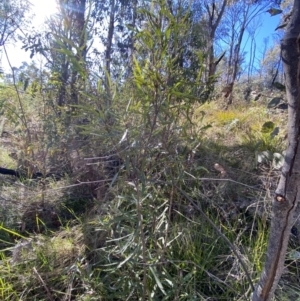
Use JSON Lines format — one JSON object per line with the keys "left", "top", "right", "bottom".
{"left": 252, "top": 1, "right": 300, "bottom": 300}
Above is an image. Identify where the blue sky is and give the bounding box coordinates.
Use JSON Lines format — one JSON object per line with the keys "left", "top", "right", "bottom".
{"left": 260, "top": 12, "right": 281, "bottom": 37}
{"left": 255, "top": 13, "right": 281, "bottom": 45}
{"left": 242, "top": 11, "right": 281, "bottom": 69}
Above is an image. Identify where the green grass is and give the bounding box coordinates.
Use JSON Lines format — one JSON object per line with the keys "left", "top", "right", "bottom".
{"left": 0, "top": 89, "right": 295, "bottom": 300}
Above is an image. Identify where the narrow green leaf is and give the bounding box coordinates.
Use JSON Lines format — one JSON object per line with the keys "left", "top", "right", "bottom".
{"left": 149, "top": 266, "right": 167, "bottom": 295}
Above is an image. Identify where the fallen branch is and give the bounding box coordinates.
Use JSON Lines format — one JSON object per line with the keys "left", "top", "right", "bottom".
{"left": 0, "top": 167, "right": 63, "bottom": 180}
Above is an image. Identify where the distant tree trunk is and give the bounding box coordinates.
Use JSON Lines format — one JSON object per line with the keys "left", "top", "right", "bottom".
{"left": 231, "top": 23, "right": 245, "bottom": 83}
{"left": 105, "top": 0, "right": 116, "bottom": 101}
{"left": 248, "top": 37, "right": 256, "bottom": 82}
{"left": 128, "top": 0, "right": 137, "bottom": 77}
{"left": 205, "top": 0, "right": 228, "bottom": 80}
{"left": 226, "top": 24, "right": 235, "bottom": 83}
{"left": 58, "top": 59, "right": 69, "bottom": 107}
{"left": 227, "top": 22, "right": 245, "bottom": 105}
{"left": 252, "top": 1, "right": 300, "bottom": 300}
{"left": 247, "top": 24, "right": 258, "bottom": 82}
{"left": 70, "top": 0, "right": 87, "bottom": 106}
{"left": 54, "top": 0, "right": 87, "bottom": 108}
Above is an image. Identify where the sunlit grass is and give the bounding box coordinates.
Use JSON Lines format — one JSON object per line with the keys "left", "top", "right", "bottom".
{"left": 0, "top": 147, "right": 16, "bottom": 168}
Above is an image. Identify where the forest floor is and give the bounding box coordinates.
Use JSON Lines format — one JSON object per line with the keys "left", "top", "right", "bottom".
{"left": 1, "top": 90, "right": 299, "bottom": 301}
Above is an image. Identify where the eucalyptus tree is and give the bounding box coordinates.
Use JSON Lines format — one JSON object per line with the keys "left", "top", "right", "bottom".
{"left": 52, "top": 0, "right": 88, "bottom": 107}
{"left": 0, "top": 0, "right": 31, "bottom": 96}
{"left": 218, "top": 0, "right": 269, "bottom": 103}
{"left": 259, "top": 42, "right": 283, "bottom": 86}
{"left": 0, "top": 0, "right": 31, "bottom": 47}
{"left": 22, "top": 0, "right": 89, "bottom": 108}
{"left": 199, "top": 0, "right": 228, "bottom": 80}
{"left": 92, "top": 0, "right": 140, "bottom": 98}
{"left": 0, "top": 0, "right": 32, "bottom": 145}
{"left": 246, "top": 17, "right": 262, "bottom": 81}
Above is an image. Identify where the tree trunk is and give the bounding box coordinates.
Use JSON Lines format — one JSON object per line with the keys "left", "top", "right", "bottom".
{"left": 205, "top": 0, "right": 228, "bottom": 80}
{"left": 226, "top": 22, "right": 245, "bottom": 105}
{"left": 252, "top": 1, "right": 300, "bottom": 300}
{"left": 230, "top": 21, "right": 246, "bottom": 82}
{"left": 70, "top": 0, "right": 87, "bottom": 106}
{"left": 58, "top": 60, "right": 69, "bottom": 107}
{"left": 226, "top": 24, "right": 235, "bottom": 83}
{"left": 128, "top": 0, "right": 137, "bottom": 77}
{"left": 105, "top": 0, "right": 115, "bottom": 100}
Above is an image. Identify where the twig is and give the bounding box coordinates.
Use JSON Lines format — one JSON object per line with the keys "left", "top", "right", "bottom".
{"left": 46, "top": 178, "right": 114, "bottom": 191}
{"left": 183, "top": 174, "right": 264, "bottom": 191}
{"left": 32, "top": 267, "right": 54, "bottom": 301}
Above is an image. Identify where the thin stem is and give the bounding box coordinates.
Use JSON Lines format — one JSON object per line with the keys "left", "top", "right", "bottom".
{"left": 135, "top": 180, "right": 148, "bottom": 301}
